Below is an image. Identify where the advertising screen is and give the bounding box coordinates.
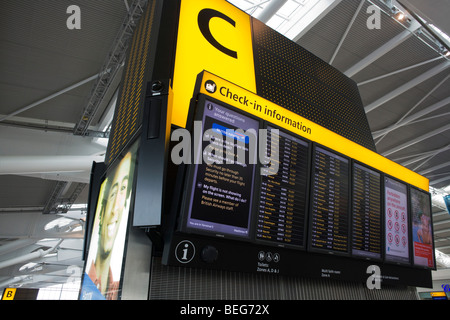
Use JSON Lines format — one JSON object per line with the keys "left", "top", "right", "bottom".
{"left": 444, "top": 195, "right": 450, "bottom": 215}
{"left": 80, "top": 141, "right": 138, "bottom": 300}
{"left": 255, "top": 127, "right": 310, "bottom": 248}
{"left": 410, "top": 187, "right": 435, "bottom": 268}
{"left": 351, "top": 163, "right": 382, "bottom": 260}
{"left": 384, "top": 177, "right": 410, "bottom": 265}
{"left": 309, "top": 146, "right": 350, "bottom": 255}
{"left": 182, "top": 97, "right": 260, "bottom": 239}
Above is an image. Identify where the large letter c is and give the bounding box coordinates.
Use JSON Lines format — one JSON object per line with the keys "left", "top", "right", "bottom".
{"left": 198, "top": 9, "right": 238, "bottom": 59}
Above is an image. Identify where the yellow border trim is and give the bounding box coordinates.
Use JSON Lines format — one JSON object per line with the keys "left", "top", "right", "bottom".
{"left": 198, "top": 71, "right": 429, "bottom": 191}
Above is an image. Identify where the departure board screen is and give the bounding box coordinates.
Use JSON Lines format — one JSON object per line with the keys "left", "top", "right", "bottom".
{"left": 384, "top": 177, "right": 410, "bottom": 265}
{"left": 255, "top": 127, "right": 310, "bottom": 248}
{"left": 183, "top": 98, "right": 259, "bottom": 239}
{"left": 309, "top": 146, "right": 350, "bottom": 254}
{"left": 351, "top": 163, "right": 382, "bottom": 260}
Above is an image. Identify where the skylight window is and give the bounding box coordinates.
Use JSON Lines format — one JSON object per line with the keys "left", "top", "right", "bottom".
{"left": 228, "top": 0, "right": 339, "bottom": 41}
{"left": 429, "top": 24, "right": 450, "bottom": 46}
{"left": 44, "top": 217, "right": 73, "bottom": 231}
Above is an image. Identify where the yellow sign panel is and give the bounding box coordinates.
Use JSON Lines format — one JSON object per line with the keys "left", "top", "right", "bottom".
{"left": 2, "top": 288, "right": 16, "bottom": 300}
{"left": 171, "top": 0, "right": 256, "bottom": 128}
{"left": 199, "top": 71, "right": 429, "bottom": 191}
{"left": 430, "top": 291, "right": 447, "bottom": 297}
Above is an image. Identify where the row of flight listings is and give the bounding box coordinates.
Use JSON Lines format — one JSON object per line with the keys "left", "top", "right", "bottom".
{"left": 182, "top": 98, "right": 435, "bottom": 270}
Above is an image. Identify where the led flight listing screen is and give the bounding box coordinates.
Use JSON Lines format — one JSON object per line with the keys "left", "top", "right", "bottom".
{"left": 256, "top": 127, "right": 309, "bottom": 248}
{"left": 309, "top": 146, "right": 350, "bottom": 254}
{"left": 351, "top": 163, "right": 382, "bottom": 260}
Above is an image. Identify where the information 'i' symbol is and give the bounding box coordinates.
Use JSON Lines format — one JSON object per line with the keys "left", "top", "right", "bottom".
{"left": 175, "top": 240, "right": 195, "bottom": 263}
{"left": 182, "top": 243, "right": 189, "bottom": 260}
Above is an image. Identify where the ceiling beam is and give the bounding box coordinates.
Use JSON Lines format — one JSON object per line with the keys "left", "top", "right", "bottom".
{"left": 358, "top": 56, "right": 444, "bottom": 86}
{"left": 381, "top": 122, "right": 450, "bottom": 157}
{"left": 429, "top": 174, "right": 450, "bottom": 187}
{"left": 419, "top": 161, "right": 450, "bottom": 176}
{"left": 365, "top": 60, "right": 450, "bottom": 113}
{"left": 0, "top": 239, "right": 37, "bottom": 257}
{"left": 256, "top": 0, "right": 288, "bottom": 23}
{"left": 433, "top": 211, "right": 449, "bottom": 218}
{"left": 427, "top": 171, "right": 450, "bottom": 179}
{"left": 434, "top": 229, "right": 450, "bottom": 236}
{"left": 398, "top": 144, "right": 450, "bottom": 167}
{"left": 373, "top": 95, "right": 450, "bottom": 139}
{"left": 0, "top": 74, "right": 99, "bottom": 123}
{"left": 330, "top": 0, "right": 365, "bottom": 65}
{"left": 434, "top": 220, "right": 450, "bottom": 229}
{"left": 0, "top": 155, "right": 104, "bottom": 175}
{"left": 344, "top": 22, "right": 421, "bottom": 78}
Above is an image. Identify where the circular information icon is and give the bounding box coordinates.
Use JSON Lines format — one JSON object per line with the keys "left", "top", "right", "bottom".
{"left": 175, "top": 240, "right": 196, "bottom": 263}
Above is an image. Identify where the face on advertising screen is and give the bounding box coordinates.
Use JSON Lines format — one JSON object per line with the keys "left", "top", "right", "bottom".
{"left": 100, "top": 153, "right": 132, "bottom": 258}
{"left": 81, "top": 144, "right": 137, "bottom": 300}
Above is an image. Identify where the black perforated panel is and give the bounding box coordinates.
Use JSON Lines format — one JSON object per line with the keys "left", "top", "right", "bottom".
{"left": 149, "top": 257, "right": 418, "bottom": 300}
{"left": 252, "top": 19, "right": 376, "bottom": 152}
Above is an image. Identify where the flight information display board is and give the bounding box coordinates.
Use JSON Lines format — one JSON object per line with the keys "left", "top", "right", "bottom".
{"left": 309, "top": 146, "right": 350, "bottom": 254}
{"left": 165, "top": 84, "right": 435, "bottom": 286}
{"left": 163, "top": 73, "right": 435, "bottom": 287}
{"left": 255, "top": 127, "right": 310, "bottom": 248}
{"left": 182, "top": 97, "right": 259, "bottom": 239}
{"left": 384, "top": 177, "right": 410, "bottom": 265}
{"left": 351, "top": 163, "right": 382, "bottom": 260}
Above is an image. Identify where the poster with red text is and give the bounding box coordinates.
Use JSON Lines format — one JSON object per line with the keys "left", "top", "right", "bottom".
{"left": 385, "top": 177, "right": 409, "bottom": 264}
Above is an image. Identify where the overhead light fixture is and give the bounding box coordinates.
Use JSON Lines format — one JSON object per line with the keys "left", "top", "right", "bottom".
{"left": 395, "top": 11, "right": 405, "bottom": 21}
